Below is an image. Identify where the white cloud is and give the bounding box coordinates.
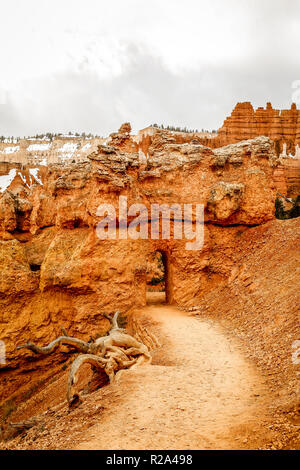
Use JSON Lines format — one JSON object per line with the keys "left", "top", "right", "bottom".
{"left": 0, "top": 0, "right": 299, "bottom": 136}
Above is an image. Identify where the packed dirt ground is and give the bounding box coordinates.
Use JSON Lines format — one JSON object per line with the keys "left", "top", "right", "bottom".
{"left": 0, "top": 218, "right": 299, "bottom": 450}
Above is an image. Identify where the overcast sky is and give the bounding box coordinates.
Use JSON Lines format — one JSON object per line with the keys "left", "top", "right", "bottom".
{"left": 0, "top": 0, "right": 299, "bottom": 137}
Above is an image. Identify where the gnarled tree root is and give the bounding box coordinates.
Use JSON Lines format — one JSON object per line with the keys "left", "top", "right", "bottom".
{"left": 16, "top": 311, "right": 152, "bottom": 406}
{"left": 67, "top": 354, "right": 108, "bottom": 404}
{"left": 17, "top": 336, "right": 92, "bottom": 355}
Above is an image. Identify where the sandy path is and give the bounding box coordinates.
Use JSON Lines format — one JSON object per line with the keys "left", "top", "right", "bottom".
{"left": 75, "top": 303, "right": 270, "bottom": 450}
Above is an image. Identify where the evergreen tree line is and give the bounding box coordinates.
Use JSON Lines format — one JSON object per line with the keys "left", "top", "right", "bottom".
{"left": 0, "top": 132, "right": 102, "bottom": 143}
{"left": 0, "top": 136, "right": 20, "bottom": 143}
{"left": 151, "top": 124, "right": 217, "bottom": 134}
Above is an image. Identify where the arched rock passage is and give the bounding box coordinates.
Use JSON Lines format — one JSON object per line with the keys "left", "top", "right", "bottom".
{"left": 146, "top": 250, "right": 171, "bottom": 304}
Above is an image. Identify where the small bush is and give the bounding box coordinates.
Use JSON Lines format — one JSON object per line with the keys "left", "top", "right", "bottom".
{"left": 275, "top": 198, "right": 286, "bottom": 219}
{"left": 149, "top": 276, "right": 165, "bottom": 286}
{"left": 1, "top": 399, "right": 17, "bottom": 421}
{"left": 275, "top": 196, "right": 300, "bottom": 220}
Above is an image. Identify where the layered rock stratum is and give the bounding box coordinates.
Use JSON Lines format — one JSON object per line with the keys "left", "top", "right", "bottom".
{"left": 136, "top": 103, "right": 300, "bottom": 197}
{"left": 0, "top": 132, "right": 280, "bottom": 366}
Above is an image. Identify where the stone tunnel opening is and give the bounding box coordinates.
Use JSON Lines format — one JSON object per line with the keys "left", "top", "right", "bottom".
{"left": 146, "top": 250, "right": 170, "bottom": 305}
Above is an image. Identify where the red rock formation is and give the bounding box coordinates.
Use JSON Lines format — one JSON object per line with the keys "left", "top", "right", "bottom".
{"left": 0, "top": 135, "right": 281, "bottom": 372}
{"left": 134, "top": 105, "right": 300, "bottom": 197}
{"left": 280, "top": 158, "right": 300, "bottom": 197}
{"left": 108, "top": 122, "right": 138, "bottom": 153}
{"left": 217, "top": 102, "right": 300, "bottom": 154}
{"left": 135, "top": 103, "right": 300, "bottom": 158}
{"left": 215, "top": 102, "right": 300, "bottom": 197}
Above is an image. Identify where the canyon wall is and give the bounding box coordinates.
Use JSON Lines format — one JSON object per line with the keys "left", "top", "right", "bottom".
{"left": 136, "top": 103, "right": 300, "bottom": 156}
{"left": 135, "top": 104, "right": 300, "bottom": 197}
{"left": 215, "top": 102, "right": 300, "bottom": 197}
{"left": 0, "top": 137, "right": 106, "bottom": 166}
{"left": 1, "top": 104, "right": 300, "bottom": 198}
{"left": 216, "top": 102, "right": 300, "bottom": 153}
{"left": 0, "top": 133, "right": 280, "bottom": 369}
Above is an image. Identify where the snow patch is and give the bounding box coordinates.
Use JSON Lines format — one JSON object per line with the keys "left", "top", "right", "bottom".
{"left": 18, "top": 171, "right": 29, "bottom": 187}
{"left": 2, "top": 138, "right": 19, "bottom": 144}
{"left": 58, "top": 142, "right": 79, "bottom": 153}
{"left": 57, "top": 142, "right": 79, "bottom": 161}
{"left": 29, "top": 168, "right": 43, "bottom": 186}
{"left": 1, "top": 146, "right": 20, "bottom": 154}
{"left": 27, "top": 143, "right": 51, "bottom": 152}
{"left": 81, "top": 143, "right": 91, "bottom": 152}
{"left": 0, "top": 169, "right": 17, "bottom": 192}
{"left": 39, "top": 157, "right": 48, "bottom": 166}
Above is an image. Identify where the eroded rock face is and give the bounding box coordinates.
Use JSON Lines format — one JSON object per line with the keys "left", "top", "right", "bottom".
{"left": 207, "top": 182, "right": 244, "bottom": 222}
{"left": 135, "top": 106, "right": 300, "bottom": 197}
{"left": 0, "top": 192, "right": 16, "bottom": 232}
{"left": 0, "top": 136, "right": 280, "bottom": 365}
{"left": 274, "top": 158, "right": 300, "bottom": 198}
{"left": 0, "top": 240, "right": 38, "bottom": 296}
{"left": 216, "top": 102, "right": 300, "bottom": 152}
{"left": 213, "top": 102, "right": 300, "bottom": 197}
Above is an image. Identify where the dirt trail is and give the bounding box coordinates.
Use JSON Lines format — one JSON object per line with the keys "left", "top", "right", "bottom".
{"left": 75, "top": 302, "right": 272, "bottom": 450}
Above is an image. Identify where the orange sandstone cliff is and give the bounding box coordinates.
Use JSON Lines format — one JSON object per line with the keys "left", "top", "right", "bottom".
{"left": 217, "top": 102, "right": 300, "bottom": 152}
{"left": 135, "top": 103, "right": 300, "bottom": 197}
{"left": 0, "top": 134, "right": 280, "bottom": 371}
{"left": 216, "top": 102, "right": 300, "bottom": 197}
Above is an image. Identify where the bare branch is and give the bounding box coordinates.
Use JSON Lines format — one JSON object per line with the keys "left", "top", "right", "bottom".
{"left": 67, "top": 354, "right": 108, "bottom": 404}
{"left": 16, "top": 336, "right": 91, "bottom": 355}
{"left": 112, "top": 310, "right": 120, "bottom": 329}
{"left": 15, "top": 314, "right": 152, "bottom": 406}
{"left": 103, "top": 311, "right": 120, "bottom": 331}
